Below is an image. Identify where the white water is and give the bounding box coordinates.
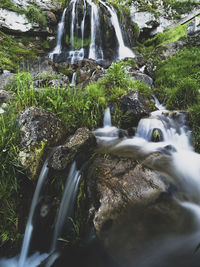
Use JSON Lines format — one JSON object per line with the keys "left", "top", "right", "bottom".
{"left": 87, "top": 0, "right": 103, "bottom": 61}
{"left": 49, "top": 8, "right": 67, "bottom": 59}
{"left": 70, "top": 72, "right": 77, "bottom": 86}
{"left": 68, "top": 0, "right": 87, "bottom": 63}
{"left": 50, "top": 162, "right": 81, "bottom": 252}
{"left": 99, "top": 0, "right": 135, "bottom": 60}
{"left": 0, "top": 160, "right": 50, "bottom": 267}
{"left": 93, "top": 106, "right": 200, "bottom": 266}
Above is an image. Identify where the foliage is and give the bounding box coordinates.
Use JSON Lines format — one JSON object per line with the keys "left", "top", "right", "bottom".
{"left": 126, "top": 0, "right": 199, "bottom": 19}
{"left": 144, "top": 23, "right": 188, "bottom": 48}
{"left": 26, "top": 5, "right": 47, "bottom": 28}
{"left": 155, "top": 47, "right": 200, "bottom": 89}
{"left": 0, "top": 31, "right": 36, "bottom": 71}
{"left": 0, "top": 0, "right": 24, "bottom": 13}
{"left": 0, "top": 107, "right": 23, "bottom": 247}
{"left": 166, "top": 78, "right": 199, "bottom": 110}
{"left": 189, "top": 105, "right": 200, "bottom": 152}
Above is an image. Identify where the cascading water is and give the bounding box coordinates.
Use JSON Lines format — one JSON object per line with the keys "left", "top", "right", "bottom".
{"left": 49, "top": 8, "right": 67, "bottom": 60}
{"left": 49, "top": 0, "right": 135, "bottom": 64}
{"left": 87, "top": 0, "right": 103, "bottom": 61}
{"left": 68, "top": 0, "right": 86, "bottom": 64}
{"left": 93, "top": 106, "right": 200, "bottom": 266}
{"left": 0, "top": 159, "right": 50, "bottom": 267}
{"left": 50, "top": 162, "right": 81, "bottom": 253}
{"left": 99, "top": 0, "right": 135, "bottom": 60}
{"left": 70, "top": 72, "right": 77, "bottom": 86}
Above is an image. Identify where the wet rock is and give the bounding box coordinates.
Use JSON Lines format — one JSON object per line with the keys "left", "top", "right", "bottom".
{"left": 45, "top": 11, "right": 57, "bottom": 25}
{"left": 55, "top": 59, "right": 102, "bottom": 87}
{"left": 18, "top": 106, "right": 66, "bottom": 179}
{"left": 49, "top": 128, "right": 96, "bottom": 170}
{"left": 120, "top": 90, "right": 152, "bottom": 128}
{"left": 151, "top": 128, "right": 163, "bottom": 142}
{"left": 86, "top": 153, "right": 193, "bottom": 266}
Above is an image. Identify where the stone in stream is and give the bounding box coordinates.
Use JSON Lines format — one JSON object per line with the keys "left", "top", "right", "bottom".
{"left": 85, "top": 153, "right": 194, "bottom": 266}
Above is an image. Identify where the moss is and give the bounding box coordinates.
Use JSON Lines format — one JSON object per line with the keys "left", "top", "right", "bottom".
{"left": 0, "top": 31, "right": 36, "bottom": 71}
{"left": 26, "top": 5, "right": 47, "bottom": 28}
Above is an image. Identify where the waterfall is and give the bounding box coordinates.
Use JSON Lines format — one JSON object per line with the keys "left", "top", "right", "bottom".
{"left": 68, "top": 0, "right": 87, "bottom": 64}
{"left": 0, "top": 160, "right": 50, "bottom": 267}
{"left": 18, "top": 159, "right": 49, "bottom": 267}
{"left": 50, "top": 162, "right": 81, "bottom": 253}
{"left": 103, "top": 107, "right": 112, "bottom": 127}
{"left": 49, "top": 8, "right": 67, "bottom": 59}
{"left": 99, "top": 1, "right": 135, "bottom": 60}
{"left": 70, "top": 72, "right": 77, "bottom": 86}
{"left": 87, "top": 0, "right": 104, "bottom": 61}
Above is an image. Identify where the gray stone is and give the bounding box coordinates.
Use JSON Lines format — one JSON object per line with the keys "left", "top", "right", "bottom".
{"left": 86, "top": 153, "right": 193, "bottom": 266}
{"left": 49, "top": 128, "right": 96, "bottom": 170}
{"left": 129, "top": 71, "right": 154, "bottom": 88}
{"left": 0, "top": 73, "right": 14, "bottom": 90}
{"left": 0, "top": 9, "right": 32, "bottom": 33}
{"left": 0, "top": 90, "right": 14, "bottom": 103}
{"left": 18, "top": 106, "right": 66, "bottom": 178}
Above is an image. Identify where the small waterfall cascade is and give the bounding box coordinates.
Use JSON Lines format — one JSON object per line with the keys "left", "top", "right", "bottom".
{"left": 0, "top": 160, "right": 50, "bottom": 267}
{"left": 50, "top": 162, "right": 81, "bottom": 253}
{"left": 68, "top": 0, "right": 87, "bottom": 64}
{"left": 70, "top": 72, "right": 77, "bottom": 86}
{"left": 99, "top": 0, "right": 135, "bottom": 60}
{"left": 93, "top": 106, "right": 200, "bottom": 266}
{"left": 49, "top": 8, "right": 67, "bottom": 60}
{"left": 103, "top": 107, "right": 112, "bottom": 127}
{"left": 49, "top": 0, "right": 135, "bottom": 63}
{"left": 87, "top": 0, "right": 103, "bottom": 61}
{"left": 18, "top": 159, "right": 50, "bottom": 267}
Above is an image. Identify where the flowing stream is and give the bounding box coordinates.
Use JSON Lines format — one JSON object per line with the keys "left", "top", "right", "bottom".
{"left": 93, "top": 103, "right": 200, "bottom": 266}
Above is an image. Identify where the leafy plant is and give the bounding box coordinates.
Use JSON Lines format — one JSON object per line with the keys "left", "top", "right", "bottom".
{"left": 26, "top": 5, "right": 47, "bottom": 28}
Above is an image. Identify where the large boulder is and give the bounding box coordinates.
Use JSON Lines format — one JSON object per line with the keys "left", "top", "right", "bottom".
{"left": 18, "top": 106, "right": 66, "bottom": 179}
{"left": 85, "top": 153, "right": 194, "bottom": 266}
{"left": 49, "top": 128, "right": 96, "bottom": 170}
{"left": 0, "top": 9, "right": 32, "bottom": 33}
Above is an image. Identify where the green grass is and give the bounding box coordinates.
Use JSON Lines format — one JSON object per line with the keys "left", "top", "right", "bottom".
{"left": 0, "top": 31, "right": 36, "bottom": 71}
{"left": 0, "top": 107, "right": 23, "bottom": 247}
{"left": 0, "top": 0, "right": 24, "bottom": 13}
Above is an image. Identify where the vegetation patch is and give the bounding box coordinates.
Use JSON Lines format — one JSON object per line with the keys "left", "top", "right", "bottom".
{"left": 26, "top": 5, "right": 47, "bottom": 28}
{"left": 0, "top": 31, "right": 36, "bottom": 71}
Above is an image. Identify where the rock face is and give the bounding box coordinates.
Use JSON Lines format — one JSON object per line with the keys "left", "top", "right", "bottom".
{"left": 0, "top": 9, "right": 32, "bottom": 33}
{"left": 49, "top": 127, "right": 96, "bottom": 170}
{"left": 18, "top": 106, "right": 66, "bottom": 179}
{"left": 120, "top": 90, "right": 152, "bottom": 128}
{"left": 86, "top": 153, "right": 193, "bottom": 266}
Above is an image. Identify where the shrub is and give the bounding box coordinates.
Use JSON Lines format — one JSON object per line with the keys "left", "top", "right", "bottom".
{"left": 26, "top": 5, "right": 47, "bottom": 28}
